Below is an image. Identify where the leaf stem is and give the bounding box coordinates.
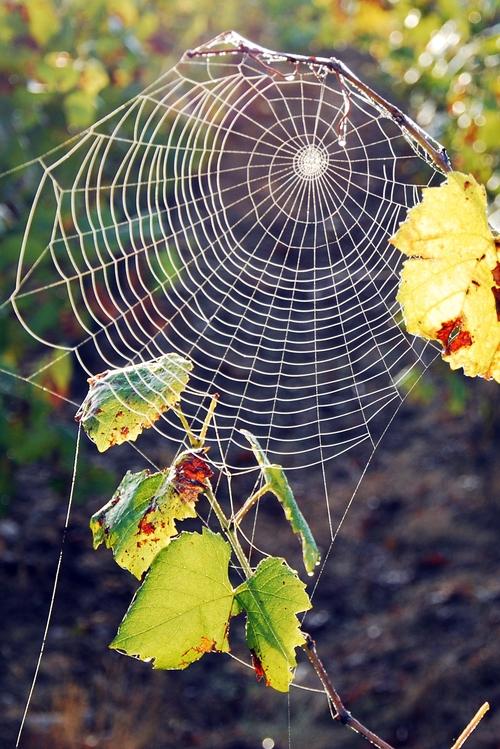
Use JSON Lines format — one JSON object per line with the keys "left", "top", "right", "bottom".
{"left": 173, "top": 405, "right": 200, "bottom": 448}
{"left": 303, "top": 634, "right": 396, "bottom": 749}
{"left": 175, "top": 393, "right": 219, "bottom": 449}
{"left": 203, "top": 481, "right": 253, "bottom": 578}
{"left": 232, "top": 482, "right": 272, "bottom": 526}
{"left": 198, "top": 393, "right": 219, "bottom": 446}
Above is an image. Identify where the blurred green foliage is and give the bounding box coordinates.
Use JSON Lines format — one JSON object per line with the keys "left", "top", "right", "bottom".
{"left": 1, "top": 0, "right": 497, "bottom": 270}
{"left": 0, "top": 0, "right": 498, "bottom": 506}
{"left": 0, "top": 1, "right": 497, "bottom": 188}
{"left": 314, "top": 0, "right": 499, "bottom": 211}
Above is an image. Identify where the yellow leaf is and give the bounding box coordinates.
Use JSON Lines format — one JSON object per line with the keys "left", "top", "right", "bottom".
{"left": 79, "top": 59, "right": 109, "bottom": 96}
{"left": 390, "top": 172, "right": 500, "bottom": 382}
{"left": 24, "top": 0, "right": 60, "bottom": 46}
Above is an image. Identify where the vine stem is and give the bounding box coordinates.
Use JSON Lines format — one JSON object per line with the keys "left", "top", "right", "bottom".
{"left": 198, "top": 393, "right": 219, "bottom": 446}
{"left": 203, "top": 481, "right": 253, "bottom": 578}
{"left": 173, "top": 405, "right": 199, "bottom": 447}
{"left": 303, "top": 634, "right": 396, "bottom": 749}
{"left": 186, "top": 33, "right": 452, "bottom": 174}
{"left": 174, "top": 394, "right": 220, "bottom": 449}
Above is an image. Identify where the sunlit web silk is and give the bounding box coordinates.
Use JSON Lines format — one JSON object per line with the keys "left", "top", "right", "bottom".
{"left": 9, "top": 32, "right": 441, "bottom": 470}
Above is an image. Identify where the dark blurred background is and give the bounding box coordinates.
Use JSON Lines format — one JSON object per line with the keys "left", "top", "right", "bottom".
{"left": 0, "top": 2, "right": 499, "bottom": 748}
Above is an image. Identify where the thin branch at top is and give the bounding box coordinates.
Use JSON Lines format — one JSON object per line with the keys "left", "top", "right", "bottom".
{"left": 186, "top": 32, "right": 452, "bottom": 175}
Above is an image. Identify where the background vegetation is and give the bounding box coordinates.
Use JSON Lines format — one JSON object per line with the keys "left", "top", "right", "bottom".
{"left": 0, "top": 0, "right": 498, "bottom": 500}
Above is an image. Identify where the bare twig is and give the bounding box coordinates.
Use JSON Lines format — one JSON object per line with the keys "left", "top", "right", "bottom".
{"left": 186, "top": 33, "right": 452, "bottom": 174}
{"left": 450, "top": 702, "right": 490, "bottom": 749}
{"left": 303, "top": 636, "right": 490, "bottom": 749}
{"left": 303, "top": 634, "right": 396, "bottom": 749}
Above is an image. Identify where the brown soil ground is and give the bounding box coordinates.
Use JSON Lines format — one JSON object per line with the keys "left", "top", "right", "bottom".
{"left": 1, "top": 365, "right": 499, "bottom": 749}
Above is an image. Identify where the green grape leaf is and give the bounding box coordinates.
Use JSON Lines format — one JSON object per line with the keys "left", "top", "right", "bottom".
{"left": 110, "top": 529, "right": 234, "bottom": 669}
{"left": 75, "top": 353, "right": 192, "bottom": 451}
{"left": 235, "top": 557, "right": 312, "bottom": 692}
{"left": 90, "top": 450, "right": 213, "bottom": 579}
{"left": 241, "top": 430, "right": 320, "bottom": 575}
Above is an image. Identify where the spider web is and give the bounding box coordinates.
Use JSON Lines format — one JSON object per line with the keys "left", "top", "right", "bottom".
{"left": 7, "top": 30, "right": 444, "bottom": 477}
{"left": 3, "top": 31, "right": 449, "bottom": 745}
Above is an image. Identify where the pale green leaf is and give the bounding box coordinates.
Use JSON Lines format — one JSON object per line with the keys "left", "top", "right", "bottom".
{"left": 76, "top": 353, "right": 192, "bottom": 452}
{"left": 111, "top": 529, "right": 234, "bottom": 669}
{"left": 38, "top": 54, "right": 80, "bottom": 94}
{"left": 90, "top": 450, "right": 212, "bottom": 579}
{"left": 235, "top": 557, "right": 312, "bottom": 692}
{"left": 241, "top": 430, "right": 320, "bottom": 575}
{"left": 64, "top": 90, "right": 97, "bottom": 130}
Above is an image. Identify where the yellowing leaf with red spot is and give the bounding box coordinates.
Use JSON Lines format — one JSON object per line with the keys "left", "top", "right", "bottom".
{"left": 390, "top": 172, "right": 500, "bottom": 382}
{"left": 90, "top": 451, "right": 212, "bottom": 579}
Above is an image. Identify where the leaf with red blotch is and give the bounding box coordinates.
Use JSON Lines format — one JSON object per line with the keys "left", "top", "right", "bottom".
{"left": 90, "top": 450, "right": 213, "bottom": 579}
{"left": 390, "top": 172, "right": 500, "bottom": 382}
{"left": 235, "top": 557, "right": 311, "bottom": 692}
{"left": 251, "top": 651, "right": 266, "bottom": 683}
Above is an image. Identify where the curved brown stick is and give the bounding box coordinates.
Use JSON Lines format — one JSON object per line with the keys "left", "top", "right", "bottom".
{"left": 304, "top": 634, "right": 490, "bottom": 749}
{"left": 186, "top": 33, "right": 452, "bottom": 175}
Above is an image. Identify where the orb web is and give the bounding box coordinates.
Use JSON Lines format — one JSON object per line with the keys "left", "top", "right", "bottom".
{"left": 7, "top": 31, "right": 446, "bottom": 473}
